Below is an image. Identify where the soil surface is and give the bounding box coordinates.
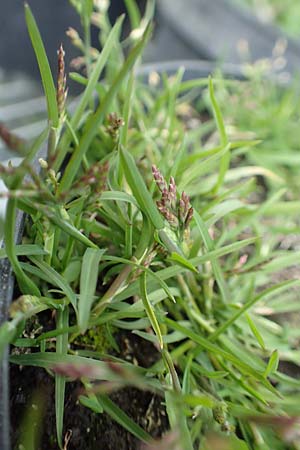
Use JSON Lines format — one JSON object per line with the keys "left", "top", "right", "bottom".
{"left": 10, "top": 332, "right": 169, "bottom": 450}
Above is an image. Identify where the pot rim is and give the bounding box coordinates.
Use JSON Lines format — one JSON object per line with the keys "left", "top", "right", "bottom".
{"left": 157, "top": 0, "right": 300, "bottom": 74}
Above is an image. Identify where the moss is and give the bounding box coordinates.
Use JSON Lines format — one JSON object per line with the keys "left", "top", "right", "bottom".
{"left": 74, "top": 324, "right": 117, "bottom": 353}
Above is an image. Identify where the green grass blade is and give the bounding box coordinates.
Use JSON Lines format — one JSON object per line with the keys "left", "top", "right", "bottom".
{"left": 20, "top": 262, "right": 60, "bottom": 284}
{"left": 23, "top": 203, "right": 98, "bottom": 249}
{"left": 29, "top": 257, "right": 77, "bottom": 312}
{"left": 4, "top": 199, "right": 40, "bottom": 296}
{"left": 165, "top": 319, "right": 264, "bottom": 380}
{"left": 125, "top": 203, "right": 133, "bottom": 258}
{"left": 58, "top": 25, "right": 152, "bottom": 193}
{"left": 193, "top": 210, "right": 229, "bottom": 303}
{"left": 261, "top": 250, "right": 300, "bottom": 273}
{"left": 144, "top": 0, "right": 156, "bottom": 23}
{"left": 100, "top": 191, "right": 138, "bottom": 207}
{"left": 246, "top": 313, "right": 266, "bottom": 350}
{"left": 218, "top": 188, "right": 286, "bottom": 245}
{"left": 209, "top": 77, "right": 230, "bottom": 193}
{"left": 177, "top": 144, "right": 230, "bottom": 191}
{"left": 210, "top": 279, "right": 300, "bottom": 342}
{"left": 264, "top": 350, "right": 279, "bottom": 378}
{"left": 55, "top": 16, "right": 125, "bottom": 169}
{"left": 2, "top": 127, "right": 49, "bottom": 296}
{"left": 79, "top": 249, "right": 105, "bottom": 332}
{"left": 55, "top": 307, "right": 69, "bottom": 448}
{"left": 91, "top": 254, "right": 176, "bottom": 304}
{"left": 168, "top": 252, "right": 198, "bottom": 273}
{"left": 119, "top": 146, "right": 164, "bottom": 229}
{"left": 209, "top": 77, "right": 227, "bottom": 146}
{"left": 79, "top": 394, "right": 103, "bottom": 413}
{"left": 182, "top": 355, "right": 192, "bottom": 394}
{"left": 25, "top": 3, "right": 59, "bottom": 126}
{"left": 97, "top": 394, "right": 152, "bottom": 443}
{"left": 120, "top": 72, "right": 135, "bottom": 148}
{"left": 140, "top": 272, "right": 163, "bottom": 349}
{"left": 0, "top": 244, "right": 47, "bottom": 259}
{"left": 48, "top": 213, "right": 97, "bottom": 249}
{"left": 124, "top": 0, "right": 141, "bottom": 29}
{"left": 114, "top": 238, "right": 257, "bottom": 302}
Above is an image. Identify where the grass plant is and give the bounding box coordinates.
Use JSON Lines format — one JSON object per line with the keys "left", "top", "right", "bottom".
{"left": 1, "top": 1, "right": 300, "bottom": 449}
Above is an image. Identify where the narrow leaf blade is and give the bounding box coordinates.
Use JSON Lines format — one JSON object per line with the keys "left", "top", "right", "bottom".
{"left": 264, "top": 350, "right": 279, "bottom": 378}
{"left": 25, "top": 3, "right": 58, "bottom": 126}
{"left": 98, "top": 394, "right": 152, "bottom": 443}
{"left": 246, "top": 313, "right": 266, "bottom": 350}
{"left": 140, "top": 272, "right": 163, "bottom": 349}
{"left": 120, "top": 146, "right": 164, "bottom": 229}
{"left": 79, "top": 249, "right": 105, "bottom": 332}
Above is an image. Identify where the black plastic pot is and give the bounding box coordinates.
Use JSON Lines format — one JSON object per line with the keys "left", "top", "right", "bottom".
{"left": 138, "top": 59, "right": 244, "bottom": 81}
{"left": 0, "top": 0, "right": 80, "bottom": 80}
{"left": 0, "top": 146, "right": 48, "bottom": 450}
{"left": 0, "top": 60, "right": 243, "bottom": 450}
{"left": 0, "top": 211, "right": 25, "bottom": 450}
{"left": 0, "top": 1, "right": 138, "bottom": 80}
{"left": 152, "top": 0, "right": 300, "bottom": 75}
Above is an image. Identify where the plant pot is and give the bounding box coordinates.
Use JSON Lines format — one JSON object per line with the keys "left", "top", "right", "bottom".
{"left": 0, "top": 220, "right": 23, "bottom": 450}
{"left": 153, "top": 0, "right": 300, "bottom": 75}
{"left": 0, "top": 59, "right": 244, "bottom": 450}
{"left": 0, "top": 144, "right": 49, "bottom": 450}
{"left": 0, "top": 0, "right": 80, "bottom": 80}
{"left": 137, "top": 59, "right": 244, "bottom": 80}
{"left": 0, "top": 1, "right": 145, "bottom": 81}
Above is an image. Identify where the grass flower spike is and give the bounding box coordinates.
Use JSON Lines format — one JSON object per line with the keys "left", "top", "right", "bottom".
{"left": 56, "top": 44, "right": 67, "bottom": 119}
{"left": 152, "top": 164, "right": 193, "bottom": 241}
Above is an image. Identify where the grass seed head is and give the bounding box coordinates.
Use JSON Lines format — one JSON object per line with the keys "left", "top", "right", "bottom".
{"left": 57, "top": 44, "right": 68, "bottom": 118}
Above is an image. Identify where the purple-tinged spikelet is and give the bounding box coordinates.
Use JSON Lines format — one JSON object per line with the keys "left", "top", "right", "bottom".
{"left": 57, "top": 44, "right": 67, "bottom": 118}
{"left": 106, "top": 112, "right": 125, "bottom": 138}
{"left": 153, "top": 167, "right": 193, "bottom": 240}
{"left": 169, "top": 176, "right": 177, "bottom": 207}
{"left": 152, "top": 165, "right": 167, "bottom": 193}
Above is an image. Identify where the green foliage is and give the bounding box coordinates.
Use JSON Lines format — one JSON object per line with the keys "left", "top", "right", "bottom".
{"left": 79, "top": 248, "right": 105, "bottom": 331}
{"left": 24, "top": 3, "right": 59, "bottom": 127}
{"left": 1, "top": 1, "right": 300, "bottom": 449}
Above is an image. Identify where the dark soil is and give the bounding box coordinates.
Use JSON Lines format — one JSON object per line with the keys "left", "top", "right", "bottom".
{"left": 10, "top": 332, "right": 169, "bottom": 450}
